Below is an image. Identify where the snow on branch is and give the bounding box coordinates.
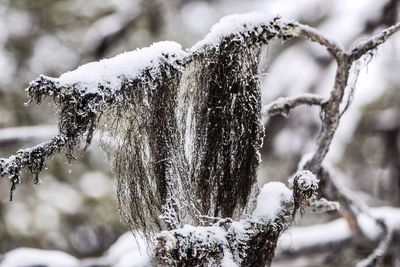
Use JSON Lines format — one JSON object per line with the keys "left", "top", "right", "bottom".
{"left": 1, "top": 41, "right": 187, "bottom": 224}
{"left": 177, "top": 13, "right": 344, "bottom": 221}
{"left": 356, "top": 219, "right": 393, "bottom": 267}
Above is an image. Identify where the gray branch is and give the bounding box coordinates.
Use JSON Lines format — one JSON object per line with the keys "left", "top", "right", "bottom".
{"left": 350, "top": 22, "right": 400, "bottom": 61}
{"left": 356, "top": 219, "right": 393, "bottom": 267}
{"left": 0, "top": 134, "right": 67, "bottom": 200}
{"left": 263, "top": 94, "right": 326, "bottom": 117}
{"left": 304, "top": 21, "right": 400, "bottom": 173}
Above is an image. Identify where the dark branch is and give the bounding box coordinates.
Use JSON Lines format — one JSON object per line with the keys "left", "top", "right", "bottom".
{"left": 0, "top": 134, "right": 67, "bottom": 200}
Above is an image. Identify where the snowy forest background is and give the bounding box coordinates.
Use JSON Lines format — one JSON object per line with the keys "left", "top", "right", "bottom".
{"left": 0, "top": 0, "right": 400, "bottom": 266}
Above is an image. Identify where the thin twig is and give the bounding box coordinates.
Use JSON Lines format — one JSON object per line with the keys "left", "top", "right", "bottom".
{"left": 288, "top": 21, "right": 345, "bottom": 61}
{"left": 350, "top": 22, "right": 400, "bottom": 61}
{"left": 321, "top": 167, "right": 394, "bottom": 267}
{"left": 356, "top": 220, "right": 393, "bottom": 267}
{"left": 262, "top": 94, "right": 326, "bottom": 117}
{"left": 304, "top": 21, "right": 400, "bottom": 173}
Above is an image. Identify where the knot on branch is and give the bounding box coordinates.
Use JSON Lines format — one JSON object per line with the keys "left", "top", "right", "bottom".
{"left": 292, "top": 170, "right": 319, "bottom": 213}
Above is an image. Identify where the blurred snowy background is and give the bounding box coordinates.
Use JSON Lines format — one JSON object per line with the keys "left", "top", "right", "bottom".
{"left": 0, "top": 0, "right": 399, "bottom": 266}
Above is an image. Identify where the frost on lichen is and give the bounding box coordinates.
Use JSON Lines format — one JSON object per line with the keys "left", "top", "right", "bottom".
{"left": 24, "top": 41, "right": 192, "bottom": 235}
{"left": 181, "top": 15, "right": 298, "bottom": 219}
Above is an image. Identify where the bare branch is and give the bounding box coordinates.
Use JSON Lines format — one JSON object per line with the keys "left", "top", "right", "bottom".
{"left": 303, "top": 59, "right": 351, "bottom": 173}
{"left": 350, "top": 21, "right": 400, "bottom": 61}
{"left": 320, "top": 168, "right": 367, "bottom": 237}
{"left": 357, "top": 220, "right": 393, "bottom": 267}
{"left": 263, "top": 94, "right": 326, "bottom": 117}
{"left": 318, "top": 167, "right": 394, "bottom": 267}
{"left": 288, "top": 22, "right": 345, "bottom": 61}
{"left": 276, "top": 207, "right": 400, "bottom": 258}
{"left": 302, "top": 22, "right": 400, "bottom": 173}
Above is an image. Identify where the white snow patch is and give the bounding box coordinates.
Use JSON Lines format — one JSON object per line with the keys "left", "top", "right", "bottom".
{"left": 174, "top": 224, "right": 228, "bottom": 243}
{"left": 357, "top": 213, "right": 382, "bottom": 240}
{"left": 0, "top": 51, "right": 16, "bottom": 86}
{"left": 0, "top": 125, "right": 57, "bottom": 143}
{"left": 4, "top": 202, "right": 31, "bottom": 236}
{"left": 33, "top": 204, "right": 60, "bottom": 232}
{"left": 79, "top": 171, "right": 113, "bottom": 199}
{"left": 278, "top": 218, "right": 351, "bottom": 252}
{"left": 106, "top": 232, "right": 151, "bottom": 267}
{"left": 191, "top": 12, "right": 273, "bottom": 52}
{"left": 221, "top": 250, "right": 238, "bottom": 267}
{"left": 181, "top": 1, "right": 219, "bottom": 35}
{"left": 38, "top": 180, "right": 83, "bottom": 215}
{"left": 55, "top": 41, "right": 186, "bottom": 94}
{"left": 253, "top": 182, "right": 293, "bottom": 220}
{"left": 29, "top": 35, "right": 78, "bottom": 76}
{"left": 0, "top": 248, "right": 79, "bottom": 267}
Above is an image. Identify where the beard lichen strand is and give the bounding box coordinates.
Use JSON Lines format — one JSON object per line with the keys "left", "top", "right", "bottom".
{"left": 184, "top": 37, "right": 264, "bottom": 219}
{"left": 26, "top": 52, "right": 191, "bottom": 235}
{"left": 27, "top": 76, "right": 114, "bottom": 160}
{"left": 107, "top": 63, "right": 196, "bottom": 236}
{"left": 175, "top": 17, "right": 299, "bottom": 220}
